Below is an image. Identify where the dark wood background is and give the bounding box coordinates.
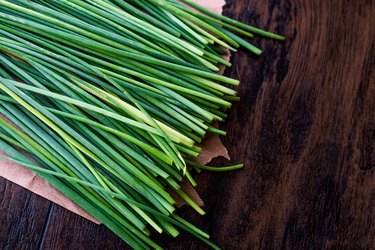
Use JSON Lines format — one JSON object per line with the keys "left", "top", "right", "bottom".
{"left": 1, "top": 0, "right": 374, "bottom": 249}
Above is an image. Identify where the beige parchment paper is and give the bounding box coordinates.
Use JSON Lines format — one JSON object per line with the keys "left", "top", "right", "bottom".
{"left": 0, "top": 0, "right": 230, "bottom": 224}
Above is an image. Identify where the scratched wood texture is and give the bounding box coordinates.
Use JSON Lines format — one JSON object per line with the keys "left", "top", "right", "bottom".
{"left": 1, "top": 0, "right": 374, "bottom": 249}
{"left": 0, "top": 179, "right": 51, "bottom": 249}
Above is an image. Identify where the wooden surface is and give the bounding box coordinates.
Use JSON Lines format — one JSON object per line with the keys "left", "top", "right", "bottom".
{"left": 1, "top": 0, "right": 374, "bottom": 249}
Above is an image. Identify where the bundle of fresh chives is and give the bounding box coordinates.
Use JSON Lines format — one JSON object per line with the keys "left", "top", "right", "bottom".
{"left": 0, "top": 0, "right": 283, "bottom": 249}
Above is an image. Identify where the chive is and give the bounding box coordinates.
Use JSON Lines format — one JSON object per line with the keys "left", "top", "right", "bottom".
{"left": 0, "top": 1, "right": 283, "bottom": 248}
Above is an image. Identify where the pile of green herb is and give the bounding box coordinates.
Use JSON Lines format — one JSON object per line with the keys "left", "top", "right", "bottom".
{"left": 0, "top": 0, "right": 283, "bottom": 249}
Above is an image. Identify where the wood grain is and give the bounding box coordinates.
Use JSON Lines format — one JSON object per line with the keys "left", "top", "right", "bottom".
{"left": 1, "top": 0, "right": 374, "bottom": 249}
{"left": 43, "top": 205, "right": 129, "bottom": 250}
{"left": 0, "top": 177, "right": 51, "bottom": 250}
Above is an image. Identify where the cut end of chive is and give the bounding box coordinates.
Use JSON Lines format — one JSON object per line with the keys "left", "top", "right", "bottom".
{"left": 207, "top": 127, "right": 227, "bottom": 136}
{"left": 273, "top": 35, "right": 286, "bottom": 41}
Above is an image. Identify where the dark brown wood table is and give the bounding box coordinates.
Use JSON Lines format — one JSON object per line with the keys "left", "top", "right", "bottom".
{"left": 1, "top": 0, "right": 374, "bottom": 249}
